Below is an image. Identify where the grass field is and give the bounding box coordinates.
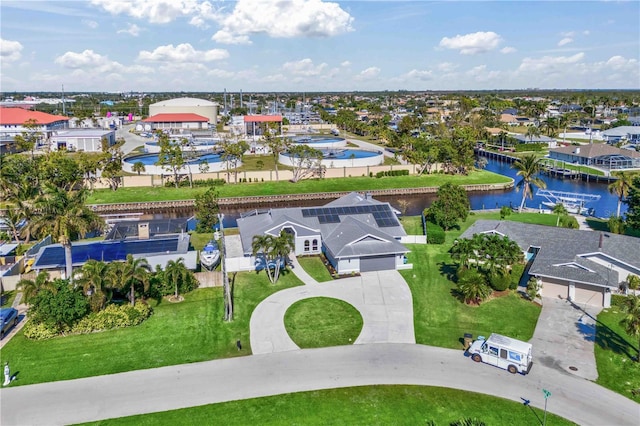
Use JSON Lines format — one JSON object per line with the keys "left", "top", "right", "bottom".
{"left": 87, "top": 171, "right": 512, "bottom": 204}
{"left": 284, "top": 297, "right": 363, "bottom": 348}
{"left": 83, "top": 385, "right": 574, "bottom": 426}
{"left": 297, "top": 256, "right": 334, "bottom": 282}
{"left": 400, "top": 211, "right": 547, "bottom": 348}
{"left": 595, "top": 307, "right": 640, "bottom": 401}
{"left": 0, "top": 271, "right": 303, "bottom": 386}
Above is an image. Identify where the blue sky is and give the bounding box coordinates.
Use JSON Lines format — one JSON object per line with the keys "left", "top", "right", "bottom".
{"left": 1, "top": 0, "right": 639, "bottom": 92}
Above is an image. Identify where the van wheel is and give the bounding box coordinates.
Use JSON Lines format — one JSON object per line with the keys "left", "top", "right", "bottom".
{"left": 508, "top": 365, "right": 517, "bottom": 374}
{"left": 472, "top": 354, "right": 482, "bottom": 363}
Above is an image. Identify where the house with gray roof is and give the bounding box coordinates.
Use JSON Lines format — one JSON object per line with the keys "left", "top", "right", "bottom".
{"left": 601, "top": 126, "right": 640, "bottom": 144}
{"left": 236, "top": 192, "right": 410, "bottom": 274}
{"left": 548, "top": 143, "right": 640, "bottom": 171}
{"left": 460, "top": 220, "right": 640, "bottom": 308}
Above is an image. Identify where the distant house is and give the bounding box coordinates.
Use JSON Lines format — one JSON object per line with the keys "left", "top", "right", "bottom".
{"left": 50, "top": 129, "right": 115, "bottom": 152}
{"left": 559, "top": 104, "right": 583, "bottom": 113}
{"left": 237, "top": 192, "right": 410, "bottom": 274}
{"left": 500, "top": 114, "right": 518, "bottom": 126}
{"left": 0, "top": 107, "right": 69, "bottom": 142}
{"left": 142, "top": 113, "right": 209, "bottom": 131}
{"left": 511, "top": 134, "right": 556, "bottom": 144}
{"left": 461, "top": 220, "right": 640, "bottom": 308}
{"left": 501, "top": 108, "right": 518, "bottom": 116}
{"left": 601, "top": 126, "right": 640, "bottom": 144}
{"left": 548, "top": 143, "right": 640, "bottom": 170}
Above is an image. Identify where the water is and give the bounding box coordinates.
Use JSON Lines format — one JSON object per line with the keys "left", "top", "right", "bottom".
{"left": 117, "top": 157, "right": 625, "bottom": 228}
{"left": 125, "top": 153, "right": 223, "bottom": 166}
{"left": 291, "top": 136, "right": 345, "bottom": 144}
{"left": 283, "top": 148, "right": 380, "bottom": 159}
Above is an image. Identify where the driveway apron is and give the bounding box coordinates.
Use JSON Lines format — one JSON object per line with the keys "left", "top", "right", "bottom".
{"left": 530, "top": 297, "right": 601, "bottom": 380}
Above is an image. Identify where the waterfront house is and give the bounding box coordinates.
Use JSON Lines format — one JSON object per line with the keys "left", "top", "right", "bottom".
{"left": 236, "top": 192, "right": 410, "bottom": 275}
{"left": 461, "top": 220, "right": 640, "bottom": 308}
{"left": 548, "top": 144, "right": 640, "bottom": 170}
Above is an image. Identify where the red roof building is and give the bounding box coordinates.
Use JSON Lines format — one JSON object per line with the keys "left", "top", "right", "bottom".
{"left": 243, "top": 115, "right": 282, "bottom": 123}
{"left": 142, "top": 113, "right": 209, "bottom": 130}
{"left": 0, "top": 107, "right": 69, "bottom": 125}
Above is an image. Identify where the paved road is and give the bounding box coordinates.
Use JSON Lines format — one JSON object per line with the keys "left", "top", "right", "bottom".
{"left": 250, "top": 267, "right": 415, "bottom": 354}
{"left": 1, "top": 343, "right": 637, "bottom": 425}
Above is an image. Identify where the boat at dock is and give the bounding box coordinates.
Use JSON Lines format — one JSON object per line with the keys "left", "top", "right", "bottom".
{"left": 200, "top": 240, "right": 220, "bottom": 270}
{"left": 536, "top": 189, "right": 601, "bottom": 215}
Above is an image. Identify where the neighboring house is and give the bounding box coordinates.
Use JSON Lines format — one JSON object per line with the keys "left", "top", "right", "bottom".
{"left": 460, "top": 220, "right": 640, "bottom": 308}
{"left": 500, "top": 114, "right": 518, "bottom": 126}
{"left": 601, "top": 126, "right": 640, "bottom": 144}
{"left": 548, "top": 144, "right": 640, "bottom": 170}
{"left": 236, "top": 192, "right": 410, "bottom": 274}
{"left": 50, "top": 129, "right": 115, "bottom": 152}
{"left": 559, "top": 104, "right": 583, "bottom": 113}
{"left": 511, "top": 134, "right": 556, "bottom": 145}
{"left": 142, "top": 113, "right": 209, "bottom": 130}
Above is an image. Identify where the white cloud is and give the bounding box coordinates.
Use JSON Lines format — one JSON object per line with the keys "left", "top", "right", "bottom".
{"left": 436, "top": 62, "right": 458, "bottom": 72}
{"left": 439, "top": 31, "right": 502, "bottom": 55}
{"left": 54, "top": 49, "right": 154, "bottom": 75}
{"left": 90, "top": 0, "right": 202, "bottom": 24}
{"left": 558, "top": 37, "right": 573, "bottom": 47}
{"left": 82, "top": 19, "right": 99, "bottom": 29}
{"left": 282, "top": 58, "right": 327, "bottom": 76}
{"left": 0, "top": 38, "right": 23, "bottom": 62}
{"left": 404, "top": 69, "right": 433, "bottom": 81}
{"left": 341, "top": 61, "right": 351, "bottom": 67}
{"left": 500, "top": 46, "right": 517, "bottom": 54}
{"left": 560, "top": 31, "right": 575, "bottom": 38}
{"left": 212, "top": 0, "right": 354, "bottom": 45}
{"left": 137, "top": 43, "right": 229, "bottom": 62}
{"left": 605, "top": 55, "right": 638, "bottom": 71}
{"left": 118, "top": 23, "right": 142, "bottom": 37}
{"left": 357, "top": 67, "right": 380, "bottom": 79}
{"left": 583, "top": 30, "right": 590, "bottom": 36}
{"left": 207, "top": 69, "right": 234, "bottom": 79}
{"left": 518, "top": 52, "right": 585, "bottom": 72}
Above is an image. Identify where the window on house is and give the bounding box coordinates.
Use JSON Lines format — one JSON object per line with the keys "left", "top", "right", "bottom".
{"left": 304, "top": 240, "right": 310, "bottom": 252}
{"left": 312, "top": 239, "right": 318, "bottom": 251}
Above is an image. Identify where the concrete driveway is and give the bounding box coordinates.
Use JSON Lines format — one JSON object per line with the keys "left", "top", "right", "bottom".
{"left": 250, "top": 268, "right": 415, "bottom": 354}
{"left": 529, "top": 297, "right": 602, "bottom": 380}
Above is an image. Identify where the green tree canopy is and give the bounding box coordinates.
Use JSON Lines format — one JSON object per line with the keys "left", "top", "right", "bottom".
{"left": 625, "top": 175, "right": 640, "bottom": 231}
{"left": 195, "top": 187, "right": 220, "bottom": 232}
{"left": 424, "top": 183, "right": 470, "bottom": 231}
{"left": 29, "top": 278, "right": 89, "bottom": 330}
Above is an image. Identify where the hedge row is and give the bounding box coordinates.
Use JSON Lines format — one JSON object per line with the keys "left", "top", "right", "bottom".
{"left": 23, "top": 302, "right": 153, "bottom": 340}
{"left": 426, "top": 221, "right": 445, "bottom": 244}
{"left": 375, "top": 169, "right": 410, "bottom": 178}
{"left": 164, "top": 178, "right": 226, "bottom": 188}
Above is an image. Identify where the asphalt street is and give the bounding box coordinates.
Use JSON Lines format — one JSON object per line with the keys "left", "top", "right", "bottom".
{"left": 1, "top": 343, "right": 637, "bottom": 425}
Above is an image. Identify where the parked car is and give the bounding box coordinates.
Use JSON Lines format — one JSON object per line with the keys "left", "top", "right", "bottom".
{"left": 0, "top": 307, "right": 19, "bottom": 339}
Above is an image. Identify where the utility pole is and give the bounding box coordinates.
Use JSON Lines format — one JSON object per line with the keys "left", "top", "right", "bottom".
{"left": 219, "top": 213, "right": 233, "bottom": 321}
{"left": 61, "top": 84, "right": 66, "bottom": 115}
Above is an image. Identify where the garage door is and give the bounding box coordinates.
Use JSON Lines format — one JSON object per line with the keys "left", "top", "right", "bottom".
{"left": 360, "top": 255, "right": 396, "bottom": 272}
{"left": 541, "top": 281, "right": 568, "bottom": 299}
{"left": 574, "top": 283, "right": 603, "bottom": 307}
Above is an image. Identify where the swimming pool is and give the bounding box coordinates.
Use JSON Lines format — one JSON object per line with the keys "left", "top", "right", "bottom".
{"left": 279, "top": 148, "right": 384, "bottom": 168}
{"left": 123, "top": 152, "right": 233, "bottom": 174}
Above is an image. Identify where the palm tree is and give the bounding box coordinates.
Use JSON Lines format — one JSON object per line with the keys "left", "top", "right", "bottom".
{"left": 76, "top": 260, "right": 112, "bottom": 311}
{"left": 619, "top": 295, "right": 640, "bottom": 362}
{"left": 457, "top": 269, "right": 491, "bottom": 304}
{"left": 252, "top": 234, "right": 276, "bottom": 283}
{"left": 132, "top": 161, "right": 146, "bottom": 175}
{"left": 111, "top": 255, "right": 150, "bottom": 305}
{"left": 525, "top": 125, "right": 541, "bottom": 143}
{"left": 512, "top": 154, "right": 547, "bottom": 212}
{"left": 271, "top": 230, "right": 294, "bottom": 283}
{"left": 552, "top": 203, "right": 568, "bottom": 227}
{"left": 29, "top": 184, "right": 103, "bottom": 282}
{"left": 164, "top": 257, "right": 189, "bottom": 300}
{"left": 609, "top": 172, "right": 635, "bottom": 218}
{"left": 17, "top": 271, "right": 51, "bottom": 304}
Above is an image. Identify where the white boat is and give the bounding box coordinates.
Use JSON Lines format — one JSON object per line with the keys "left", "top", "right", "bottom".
{"left": 200, "top": 240, "right": 220, "bottom": 270}
{"left": 537, "top": 189, "right": 600, "bottom": 215}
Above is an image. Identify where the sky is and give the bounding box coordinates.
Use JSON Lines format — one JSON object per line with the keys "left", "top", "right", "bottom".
{"left": 1, "top": 0, "right": 639, "bottom": 93}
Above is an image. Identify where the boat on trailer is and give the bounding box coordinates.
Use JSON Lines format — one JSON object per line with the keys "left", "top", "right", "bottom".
{"left": 200, "top": 240, "right": 220, "bottom": 270}
{"left": 536, "top": 189, "right": 601, "bottom": 215}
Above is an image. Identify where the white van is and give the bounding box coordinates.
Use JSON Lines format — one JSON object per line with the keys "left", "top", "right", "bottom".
{"left": 468, "top": 333, "right": 533, "bottom": 375}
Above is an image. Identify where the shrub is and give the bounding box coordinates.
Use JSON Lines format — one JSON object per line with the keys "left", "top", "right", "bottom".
{"left": 526, "top": 277, "right": 540, "bottom": 300}
{"left": 375, "top": 169, "right": 410, "bottom": 178}
{"left": 23, "top": 322, "right": 61, "bottom": 340}
{"left": 164, "top": 178, "right": 225, "bottom": 188}
{"left": 509, "top": 263, "right": 525, "bottom": 290}
{"left": 489, "top": 271, "right": 511, "bottom": 291}
{"left": 559, "top": 214, "right": 579, "bottom": 229}
{"left": 71, "top": 302, "right": 153, "bottom": 334}
{"left": 608, "top": 215, "right": 626, "bottom": 234}
{"left": 426, "top": 221, "right": 445, "bottom": 244}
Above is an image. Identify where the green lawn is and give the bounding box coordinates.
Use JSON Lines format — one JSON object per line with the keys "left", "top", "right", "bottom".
{"left": 401, "top": 212, "right": 544, "bottom": 348}
{"left": 594, "top": 306, "right": 640, "bottom": 401}
{"left": 297, "top": 256, "right": 334, "bottom": 282}
{"left": 87, "top": 171, "right": 512, "bottom": 204}
{"left": 400, "top": 215, "right": 424, "bottom": 235}
{"left": 189, "top": 232, "right": 214, "bottom": 251}
{"left": 0, "top": 271, "right": 303, "bottom": 386}
{"left": 1, "top": 290, "right": 16, "bottom": 307}
{"left": 284, "top": 297, "right": 362, "bottom": 348}
{"left": 83, "top": 385, "right": 574, "bottom": 426}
